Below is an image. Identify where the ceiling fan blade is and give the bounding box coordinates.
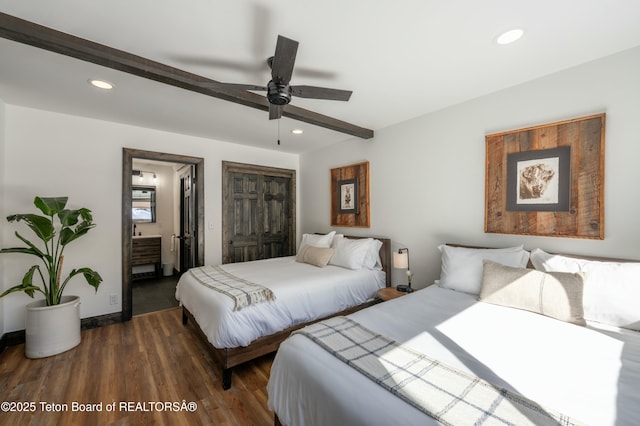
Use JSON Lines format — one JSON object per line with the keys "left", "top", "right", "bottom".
{"left": 169, "top": 55, "right": 262, "bottom": 73}
{"left": 291, "top": 85, "right": 352, "bottom": 101}
{"left": 222, "top": 83, "right": 267, "bottom": 91}
{"left": 269, "top": 104, "right": 283, "bottom": 120}
{"left": 198, "top": 82, "right": 267, "bottom": 92}
{"left": 270, "top": 35, "right": 298, "bottom": 85}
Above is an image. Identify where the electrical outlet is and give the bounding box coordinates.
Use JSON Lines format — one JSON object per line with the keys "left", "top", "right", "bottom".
{"left": 109, "top": 293, "right": 118, "bottom": 305}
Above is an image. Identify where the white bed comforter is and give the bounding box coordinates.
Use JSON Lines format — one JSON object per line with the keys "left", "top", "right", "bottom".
{"left": 268, "top": 285, "right": 640, "bottom": 426}
{"left": 175, "top": 256, "right": 385, "bottom": 348}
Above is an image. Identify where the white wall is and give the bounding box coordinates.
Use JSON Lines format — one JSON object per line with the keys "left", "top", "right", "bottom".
{"left": 2, "top": 107, "right": 299, "bottom": 332}
{"left": 300, "top": 46, "right": 640, "bottom": 290}
{"left": 0, "top": 98, "right": 6, "bottom": 335}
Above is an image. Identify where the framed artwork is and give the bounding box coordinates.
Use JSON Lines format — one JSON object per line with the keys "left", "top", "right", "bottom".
{"left": 485, "top": 113, "right": 605, "bottom": 239}
{"left": 338, "top": 178, "right": 359, "bottom": 214}
{"left": 331, "top": 161, "right": 370, "bottom": 227}
{"left": 506, "top": 146, "right": 570, "bottom": 212}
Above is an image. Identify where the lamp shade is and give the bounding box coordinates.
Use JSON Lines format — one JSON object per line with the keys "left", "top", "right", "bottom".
{"left": 393, "top": 251, "right": 409, "bottom": 269}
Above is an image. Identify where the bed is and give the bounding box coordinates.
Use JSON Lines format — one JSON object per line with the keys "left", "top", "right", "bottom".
{"left": 176, "top": 232, "right": 391, "bottom": 389}
{"left": 267, "top": 244, "right": 640, "bottom": 426}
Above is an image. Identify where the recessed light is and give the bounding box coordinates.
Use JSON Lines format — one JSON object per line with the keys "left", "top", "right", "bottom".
{"left": 291, "top": 129, "right": 303, "bottom": 135}
{"left": 88, "top": 79, "right": 114, "bottom": 90}
{"left": 496, "top": 28, "right": 524, "bottom": 45}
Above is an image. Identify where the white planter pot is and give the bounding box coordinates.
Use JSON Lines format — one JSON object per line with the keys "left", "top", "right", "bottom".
{"left": 25, "top": 295, "right": 81, "bottom": 358}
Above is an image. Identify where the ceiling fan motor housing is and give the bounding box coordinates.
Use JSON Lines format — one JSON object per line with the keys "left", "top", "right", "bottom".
{"left": 267, "top": 80, "right": 292, "bottom": 105}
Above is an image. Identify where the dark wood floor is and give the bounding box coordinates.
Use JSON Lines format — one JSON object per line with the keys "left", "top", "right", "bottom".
{"left": 0, "top": 307, "right": 275, "bottom": 425}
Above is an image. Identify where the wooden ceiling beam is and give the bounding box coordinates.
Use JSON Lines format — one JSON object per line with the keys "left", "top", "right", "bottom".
{"left": 0, "top": 12, "right": 374, "bottom": 139}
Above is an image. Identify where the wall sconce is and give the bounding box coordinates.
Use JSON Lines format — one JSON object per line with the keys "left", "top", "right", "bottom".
{"left": 393, "top": 248, "right": 413, "bottom": 293}
{"left": 132, "top": 169, "right": 157, "bottom": 184}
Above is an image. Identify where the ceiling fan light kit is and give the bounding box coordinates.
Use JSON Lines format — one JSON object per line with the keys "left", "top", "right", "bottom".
{"left": 266, "top": 80, "right": 292, "bottom": 106}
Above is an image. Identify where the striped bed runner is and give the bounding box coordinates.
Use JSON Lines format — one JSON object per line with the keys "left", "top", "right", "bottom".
{"left": 294, "top": 316, "right": 584, "bottom": 426}
{"left": 189, "top": 265, "right": 275, "bottom": 311}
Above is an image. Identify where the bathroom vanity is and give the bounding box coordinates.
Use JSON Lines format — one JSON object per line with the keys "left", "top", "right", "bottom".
{"left": 132, "top": 235, "right": 161, "bottom": 280}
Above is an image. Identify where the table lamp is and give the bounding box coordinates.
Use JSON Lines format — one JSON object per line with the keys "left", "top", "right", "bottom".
{"left": 393, "top": 248, "right": 413, "bottom": 292}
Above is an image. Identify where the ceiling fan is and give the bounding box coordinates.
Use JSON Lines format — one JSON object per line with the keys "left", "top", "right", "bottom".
{"left": 209, "top": 35, "right": 352, "bottom": 120}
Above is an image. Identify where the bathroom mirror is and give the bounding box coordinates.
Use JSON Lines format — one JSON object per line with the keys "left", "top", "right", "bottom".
{"left": 132, "top": 186, "right": 156, "bottom": 223}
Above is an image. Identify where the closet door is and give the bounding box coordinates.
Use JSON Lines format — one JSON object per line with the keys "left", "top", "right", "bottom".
{"left": 222, "top": 162, "right": 295, "bottom": 264}
{"left": 261, "top": 175, "right": 291, "bottom": 258}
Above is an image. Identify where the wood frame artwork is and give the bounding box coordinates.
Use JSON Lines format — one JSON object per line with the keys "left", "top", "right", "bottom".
{"left": 331, "top": 161, "right": 370, "bottom": 227}
{"left": 485, "top": 113, "right": 605, "bottom": 239}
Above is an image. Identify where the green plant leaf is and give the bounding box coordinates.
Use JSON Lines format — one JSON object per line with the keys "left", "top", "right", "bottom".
{"left": 58, "top": 209, "right": 80, "bottom": 227}
{"left": 34, "top": 196, "right": 68, "bottom": 216}
{"left": 8, "top": 231, "right": 48, "bottom": 259}
{"left": 0, "top": 245, "right": 43, "bottom": 258}
{"left": 59, "top": 221, "right": 96, "bottom": 246}
{"left": 59, "top": 227, "right": 75, "bottom": 246}
{"left": 78, "top": 208, "right": 93, "bottom": 223}
{"left": 0, "top": 265, "right": 45, "bottom": 299}
{"left": 7, "top": 214, "right": 55, "bottom": 242}
{"left": 78, "top": 268, "right": 103, "bottom": 290}
{"left": 58, "top": 268, "right": 103, "bottom": 298}
{"left": 0, "top": 282, "right": 40, "bottom": 299}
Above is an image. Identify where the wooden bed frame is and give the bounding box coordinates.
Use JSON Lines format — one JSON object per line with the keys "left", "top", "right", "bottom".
{"left": 182, "top": 235, "right": 392, "bottom": 390}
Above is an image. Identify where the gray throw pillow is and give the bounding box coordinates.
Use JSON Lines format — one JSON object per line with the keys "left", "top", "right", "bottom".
{"left": 479, "top": 260, "right": 586, "bottom": 326}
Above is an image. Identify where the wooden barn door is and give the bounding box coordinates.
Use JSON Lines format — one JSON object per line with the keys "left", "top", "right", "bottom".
{"left": 222, "top": 162, "right": 295, "bottom": 264}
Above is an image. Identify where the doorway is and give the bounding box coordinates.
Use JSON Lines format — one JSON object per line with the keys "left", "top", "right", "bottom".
{"left": 122, "top": 148, "right": 204, "bottom": 322}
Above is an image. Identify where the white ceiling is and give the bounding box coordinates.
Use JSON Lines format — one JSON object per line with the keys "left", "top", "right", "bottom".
{"left": 1, "top": 1, "right": 639, "bottom": 154}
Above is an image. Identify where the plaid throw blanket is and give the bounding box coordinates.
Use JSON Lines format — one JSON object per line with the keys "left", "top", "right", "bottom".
{"left": 189, "top": 265, "right": 275, "bottom": 311}
{"left": 294, "top": 316, "right": 584, "bottom": 426}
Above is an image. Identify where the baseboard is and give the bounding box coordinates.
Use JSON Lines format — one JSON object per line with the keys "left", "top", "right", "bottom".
{"left": 0, "top": 311, "right": 124, "bottom": 348}
{"left": 1, "top": 329, "right": 26, "bottom": 351}
{"left": 81, "top": 312, "right": 123, "bottom": 330}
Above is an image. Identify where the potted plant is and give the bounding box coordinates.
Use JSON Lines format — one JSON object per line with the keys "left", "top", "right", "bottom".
{"left": 0, "top": 196, "right": 103, "bottom": 358}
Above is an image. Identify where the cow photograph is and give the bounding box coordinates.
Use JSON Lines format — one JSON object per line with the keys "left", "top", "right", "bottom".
{"left": 516, "top": 156, "right": 559, "bottom": 204}
{"left": 504, "top": 146, "right": 571, "bottom": 212}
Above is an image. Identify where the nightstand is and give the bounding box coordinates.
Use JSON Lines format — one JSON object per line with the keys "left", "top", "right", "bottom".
{"left": 376, "top": 287, "right": 408, "bottom": 302}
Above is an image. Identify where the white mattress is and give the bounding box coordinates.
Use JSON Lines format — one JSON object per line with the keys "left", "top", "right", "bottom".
{"left": 175, "top": 256, "right": 386, "bottom": 348}
{"left": 268, "top": 285, "right": 640, "bottom": 426}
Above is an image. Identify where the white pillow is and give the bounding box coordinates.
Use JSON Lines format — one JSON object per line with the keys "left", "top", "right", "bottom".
{"left": 363, "top": 239, "right": 383, "bottom": 270}
{"left": 330, "top": 236, "right": 382, "bottom": 270}
{"left": 297, "top": 231, "right": 336, "bottom": 254}
{"left": 438, "top": 244, "right": 530, "bottom": 295}
{"left": 330, "top": 233, "right": 344, "bottom": 248}
{"left": 531, "top": 248, "right": 640, "bottom": 330}
{"left": 330, "top": 237, "right": 373, "bottom": 270}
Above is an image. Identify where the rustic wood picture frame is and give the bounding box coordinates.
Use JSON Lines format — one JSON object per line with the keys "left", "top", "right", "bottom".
{"left": 485, "top": 113, "right": 605, "bottom": 239}
{"left": 331, "top": 161, "right": 370, "bottom": 227}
